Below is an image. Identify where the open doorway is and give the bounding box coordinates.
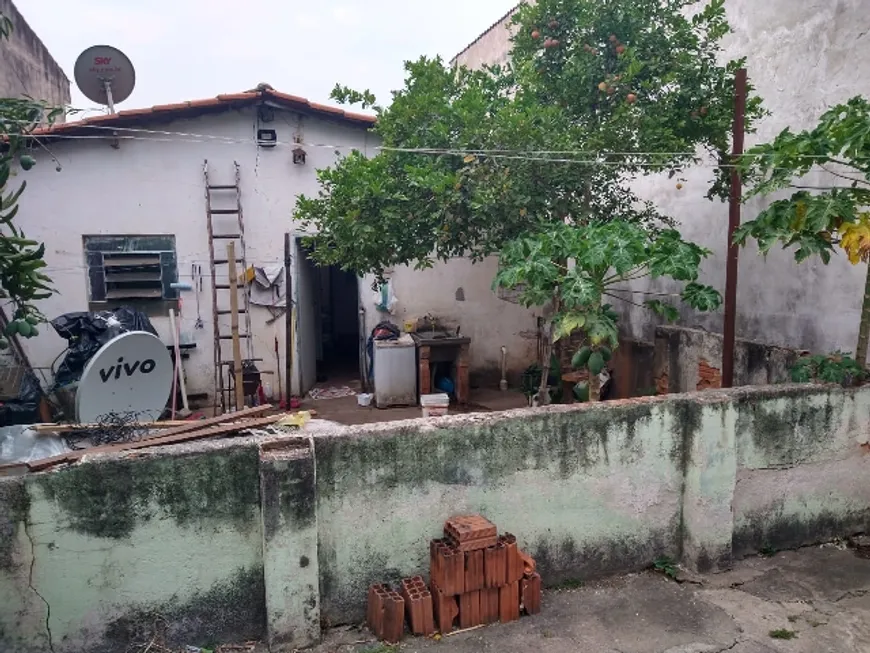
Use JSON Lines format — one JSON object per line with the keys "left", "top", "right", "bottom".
{"left": 294, "top": 239, "right": 361, "bottom": 397}
{"left": 317, "top": 263, "right": 360, "bottom": 384}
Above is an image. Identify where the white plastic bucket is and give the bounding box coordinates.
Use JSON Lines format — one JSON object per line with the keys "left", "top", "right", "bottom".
{"left": 357, "top": 393, "right": 373, "bottom": 407}
{"left": 421, "top": 393, "right": 449, "bottom": 418}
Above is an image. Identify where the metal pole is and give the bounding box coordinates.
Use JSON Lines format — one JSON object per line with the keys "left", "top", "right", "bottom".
{"left": 103, "top": 80, "right": 116, "bottom": 113}
{"left": 722, "top": 68, "right": 747, "bottom": 388}
{"left": 284, "top": 233, "right": 293, "bottom": 406}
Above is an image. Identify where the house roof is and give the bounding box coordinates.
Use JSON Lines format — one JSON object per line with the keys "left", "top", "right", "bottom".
{"left": 33, "top": 85, "right": 376, "bottom": 136}
{"left": 451, "top": 2, "right": 524, "bottom": 65}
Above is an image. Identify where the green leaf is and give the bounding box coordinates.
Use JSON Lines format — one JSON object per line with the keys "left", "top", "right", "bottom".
{"left": 681, "top": 283, "right": 722, "bottom": 312}
{"left": 646, "top": 299, "right": 680, "bottom": 322}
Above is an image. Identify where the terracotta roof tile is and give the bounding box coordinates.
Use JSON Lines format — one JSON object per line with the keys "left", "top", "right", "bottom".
{"left": 32, "top": 87, "right": 375, "bottom": 136}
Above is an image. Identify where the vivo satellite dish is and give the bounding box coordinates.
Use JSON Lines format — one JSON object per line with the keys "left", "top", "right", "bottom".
{"left": 76, "top": 331, "right": 173, "bottom": 424}
{"left": 74, "top": 45, "right": 136, "bottom": 113}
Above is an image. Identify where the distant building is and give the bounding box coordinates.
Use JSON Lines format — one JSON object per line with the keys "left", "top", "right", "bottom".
{"left": 0, "top": 0, "right": 70, "bottom": 118}
{"left": 451, "top": 0, "right": 870, "bottom": 359}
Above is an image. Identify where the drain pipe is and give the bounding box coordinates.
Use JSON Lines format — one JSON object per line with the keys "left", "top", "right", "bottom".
{"left": 500, "top": 346, "right": 508, "bottom": 391}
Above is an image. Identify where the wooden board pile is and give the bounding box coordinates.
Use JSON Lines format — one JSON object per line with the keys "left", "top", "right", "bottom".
{"left": 367, "top": 515, "right": 542, "bottom": 643}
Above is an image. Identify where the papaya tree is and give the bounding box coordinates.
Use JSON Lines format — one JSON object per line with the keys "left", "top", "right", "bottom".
{"left": 0, "top": 12, "right": 59, "bottom": 350}
{"left": 296, "top": 0, "right": 763, "bottom": 402}
{"left": 734, "top": 96, "right": 870, "bottom": 365}
{"left": 495, "top": 220, "right": 721, "bottom": 400}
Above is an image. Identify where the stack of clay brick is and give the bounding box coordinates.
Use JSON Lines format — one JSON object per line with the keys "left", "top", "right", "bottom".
{"left": 367, "top": 515, "right": 542, "bottom": 643}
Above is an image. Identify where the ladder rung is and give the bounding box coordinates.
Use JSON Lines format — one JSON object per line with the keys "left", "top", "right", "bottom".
{"left": 216, "top": 309, "right": 248, "bottom": 315}
{"left": 213, "top": 234, "right": 241, "bottom": 239}
{"left": 214, "top": 284, "right": 246, "bottom": 290}
{"left": 219, "top": 334, "right": 251, "bottom": 339}
{"left": 208, "top": 185, "right": 237, "bottom": 190}
{"left": 209, "top": 208, "right": 240, "bottom": 215}
{"left": 213, "top": 258, "right": 244, "bottom": 264}
{"left": 221, "top": 359, "right": 264, "bottom": 366}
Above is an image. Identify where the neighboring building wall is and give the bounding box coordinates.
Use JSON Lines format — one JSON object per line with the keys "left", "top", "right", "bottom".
{"left": 451, "top": 3, "right": 524, "bottom": 70}
{"left": 2, "top": 384, "right": 869, "bottom": 651}
{"left": 453, "top": 0, "right": 870, "bottom": 357}
{"left": 653, "top": 325, "right": 804, "bottom": 395}
{"left": 0, "top": 0, "right": 70, "bottom": 115}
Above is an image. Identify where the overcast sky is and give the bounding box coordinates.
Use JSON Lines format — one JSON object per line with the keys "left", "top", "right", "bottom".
{"left": 17, "top": 0, "right": 518, "bottom": 117}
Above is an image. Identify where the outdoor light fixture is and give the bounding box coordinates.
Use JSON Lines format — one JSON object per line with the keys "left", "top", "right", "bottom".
{"left": 292, "top": 147, "right": 307, "bottom": 165}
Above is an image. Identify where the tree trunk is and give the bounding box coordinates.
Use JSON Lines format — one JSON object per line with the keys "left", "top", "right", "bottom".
{"left": 536, "top": 292, "right": 561, "bottom": 406}
{"left": 536, "top": 319, "right": 554, "bottom": 406}
{"left": 589, "top": 370, "right": 601, "bottom": 402}
{"left": 857, "top": 263, "right": 870, "bottom": 368}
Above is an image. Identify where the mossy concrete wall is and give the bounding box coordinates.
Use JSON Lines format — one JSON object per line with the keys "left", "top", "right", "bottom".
{"left": 2, "top": 385, "right": 869, "bottom": 651}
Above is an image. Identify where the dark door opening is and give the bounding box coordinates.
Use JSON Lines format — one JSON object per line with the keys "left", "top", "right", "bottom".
{"left": 315, "top": 263, "right": 360, "bottom": 385}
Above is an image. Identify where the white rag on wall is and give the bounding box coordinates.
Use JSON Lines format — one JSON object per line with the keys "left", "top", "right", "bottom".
{"left": 249, "top": 265, "right": 286, "bottom": 308}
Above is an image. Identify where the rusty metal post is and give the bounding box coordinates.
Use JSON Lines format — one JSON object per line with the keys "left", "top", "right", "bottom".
{"left": 722, "top": 68, "right": 747, "bottom": 388}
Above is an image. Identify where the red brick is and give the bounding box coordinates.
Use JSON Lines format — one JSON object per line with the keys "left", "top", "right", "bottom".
{"left": 449, "top": 534, "right": 498, "bottom": 552}
{"left": 521, "top": 572, "right": 542, "bottom": 615}
{"left": 464, "top": 549, "right": 485, "bottom": 592}
{"left": 485, "top": 542, "right": 508, "bottom": 588}
{"left": 401, "top": 577, "right": 435, "bottom": 636}
{"left": 444, "top": 515, "right": 497, "bottom": 542}
{"left": 499, "top": 581, "right": 520, "bottom": 623}
{"left": 519, "top": 549, "right": 536, "bottom": 576}
{"left": 459, "top": 590, "right": 482, "bottom": 629}
{"left": 502, "top": 534, "right": 524, "bottom": 584}
{"left": 480, "top": 587, "right": 500, "bottom": 624}
{"left": 367, "top": 584, "right": 389, "bottom": 639}
{"left": 383, "top": 590, "right": 405, "bottom": 643}
{"left": 431, "top": 581, "right": 459, "bottom": 634}
{"left": 431, "top": 540, "right": 465, "bottom": 595}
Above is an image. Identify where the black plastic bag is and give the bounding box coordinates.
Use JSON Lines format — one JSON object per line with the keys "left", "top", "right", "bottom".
{"left": 51, "top": 307, "right": 158, "bottom": 387}
{"left": 0, "top": 369, "right": 43, "bottom": 426}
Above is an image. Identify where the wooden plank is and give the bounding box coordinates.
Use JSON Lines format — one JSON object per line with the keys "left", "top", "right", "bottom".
{"left": 27, "top": 405, "right": 274, "bottom": 471}
{"left": 32, "top": 420, "right": 197, "bottom": 434}
{"left": 28, "top": 413, "right": 285, "bottom": 472}
{"left": 227, "top": 241, "right": 245, "bottom": 411}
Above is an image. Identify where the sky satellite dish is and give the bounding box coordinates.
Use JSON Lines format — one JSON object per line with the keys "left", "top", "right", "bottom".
{"left": 76, "top": 331, "right": 173, "bottom": 424}
{"left": 74, "top": 45, "right": 136, "bottom": 113}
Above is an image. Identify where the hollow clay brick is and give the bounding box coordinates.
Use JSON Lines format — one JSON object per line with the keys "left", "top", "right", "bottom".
{"left": 521, "top": 572, "right": 542, "bottom": 615}
{"left": 431, "top": 581, "right": 459, "bottom": 634}
{"left": 484, "top": 542, "right": 508, "bottom": 588}
{"left": 499, "top": 581, "right": 520, "bottom": 623}
{"left": 464, "top": 549, "right": 485, "bottom": 592}
{"left": 449, "top": 534, "right": 498, "bottom": 552}
{"left": 432, "top": 540, "right": 465, "bottom": 595}
{"left": 501, "top": 533, "right": 524, "bottom": 584}
{"left": 383, "top": 590, "right": 405, "bottom": 643}
{"left": 481, "top": 587, "right": 500, "bottom": 624}
{"left": 367, "top": 584, "right": 389, "bottom": 639}
{"left": 459, "top": 590, "right": 482, "bottom": 629}
{"left": 444, "top": 515, "right": 497, "bottom": 542}
{"left": 519, "top": 549, "right": 536, "bottom": 576}
{"left": 401, "top": 577, "right": 436, "bottom": 636}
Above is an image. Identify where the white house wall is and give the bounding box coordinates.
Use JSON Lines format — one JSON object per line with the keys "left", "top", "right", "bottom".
{"left": 17, "top": 107, "right": 373, "bottom": 402}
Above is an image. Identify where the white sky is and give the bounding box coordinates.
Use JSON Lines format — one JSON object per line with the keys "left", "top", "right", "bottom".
{"left": 16, "top": 0, "right": 518, "bottom": 117}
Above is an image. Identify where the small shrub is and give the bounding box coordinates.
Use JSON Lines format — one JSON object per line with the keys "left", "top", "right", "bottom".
{"left": 769, "top": 629, "right": 797, "bottom": 640}
{"left": 789, "top": 352, "right": 865, "bottom": 386}
{"left": 653, "top": 556, "right": 678, "bottom": 580}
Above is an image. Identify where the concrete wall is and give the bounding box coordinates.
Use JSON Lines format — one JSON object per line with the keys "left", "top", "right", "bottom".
{"left": 653, "top": 325, "right": 805, "bottom": 395}
{"left": 0, "top": 0, "right": 70, "bottom": 114}
{"left": 453, "top": 0, "right": 870, "bottom": 356}
{"left": 451, "top": 3, "right": 523, "bottom": 69}
{"left": 2, "top": 384, "right": 869, "bottom": 651}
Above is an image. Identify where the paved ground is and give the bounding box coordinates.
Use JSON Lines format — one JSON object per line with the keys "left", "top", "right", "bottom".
{"left": 311, "top": 545, "right": 870, "bottom": 653}
{"left": 301, "top": 387, "right": 529, "bottom": 425}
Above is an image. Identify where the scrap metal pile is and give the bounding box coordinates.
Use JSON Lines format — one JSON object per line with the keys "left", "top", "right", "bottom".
{"left": 367, "top": 515, "right": 542, "bottom": 643}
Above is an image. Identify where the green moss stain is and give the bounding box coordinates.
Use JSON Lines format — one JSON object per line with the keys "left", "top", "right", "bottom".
{"left": 102, "top": 565, "right": 265, "bottom": 652}
{"left": 261, "top": 453, "right": 316, "bottom": 542}
{"left": 316, "top": 402, "right": 656, "bottom": 501}
{"left": 736, "top": 389, "right": 845, "bottom": 466}
{"left": 0, "top": 478, "right": 30, "bottom": 571}
{"left": 36, "top": 446, "right": 260, "bottom": 540}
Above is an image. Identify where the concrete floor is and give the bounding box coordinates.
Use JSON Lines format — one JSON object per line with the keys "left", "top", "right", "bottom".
{"left": 310, "top": 545, "right": 870, "bottom": 653}
{"left": 301, "top": 387, "right": 529, "bottom": 425}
